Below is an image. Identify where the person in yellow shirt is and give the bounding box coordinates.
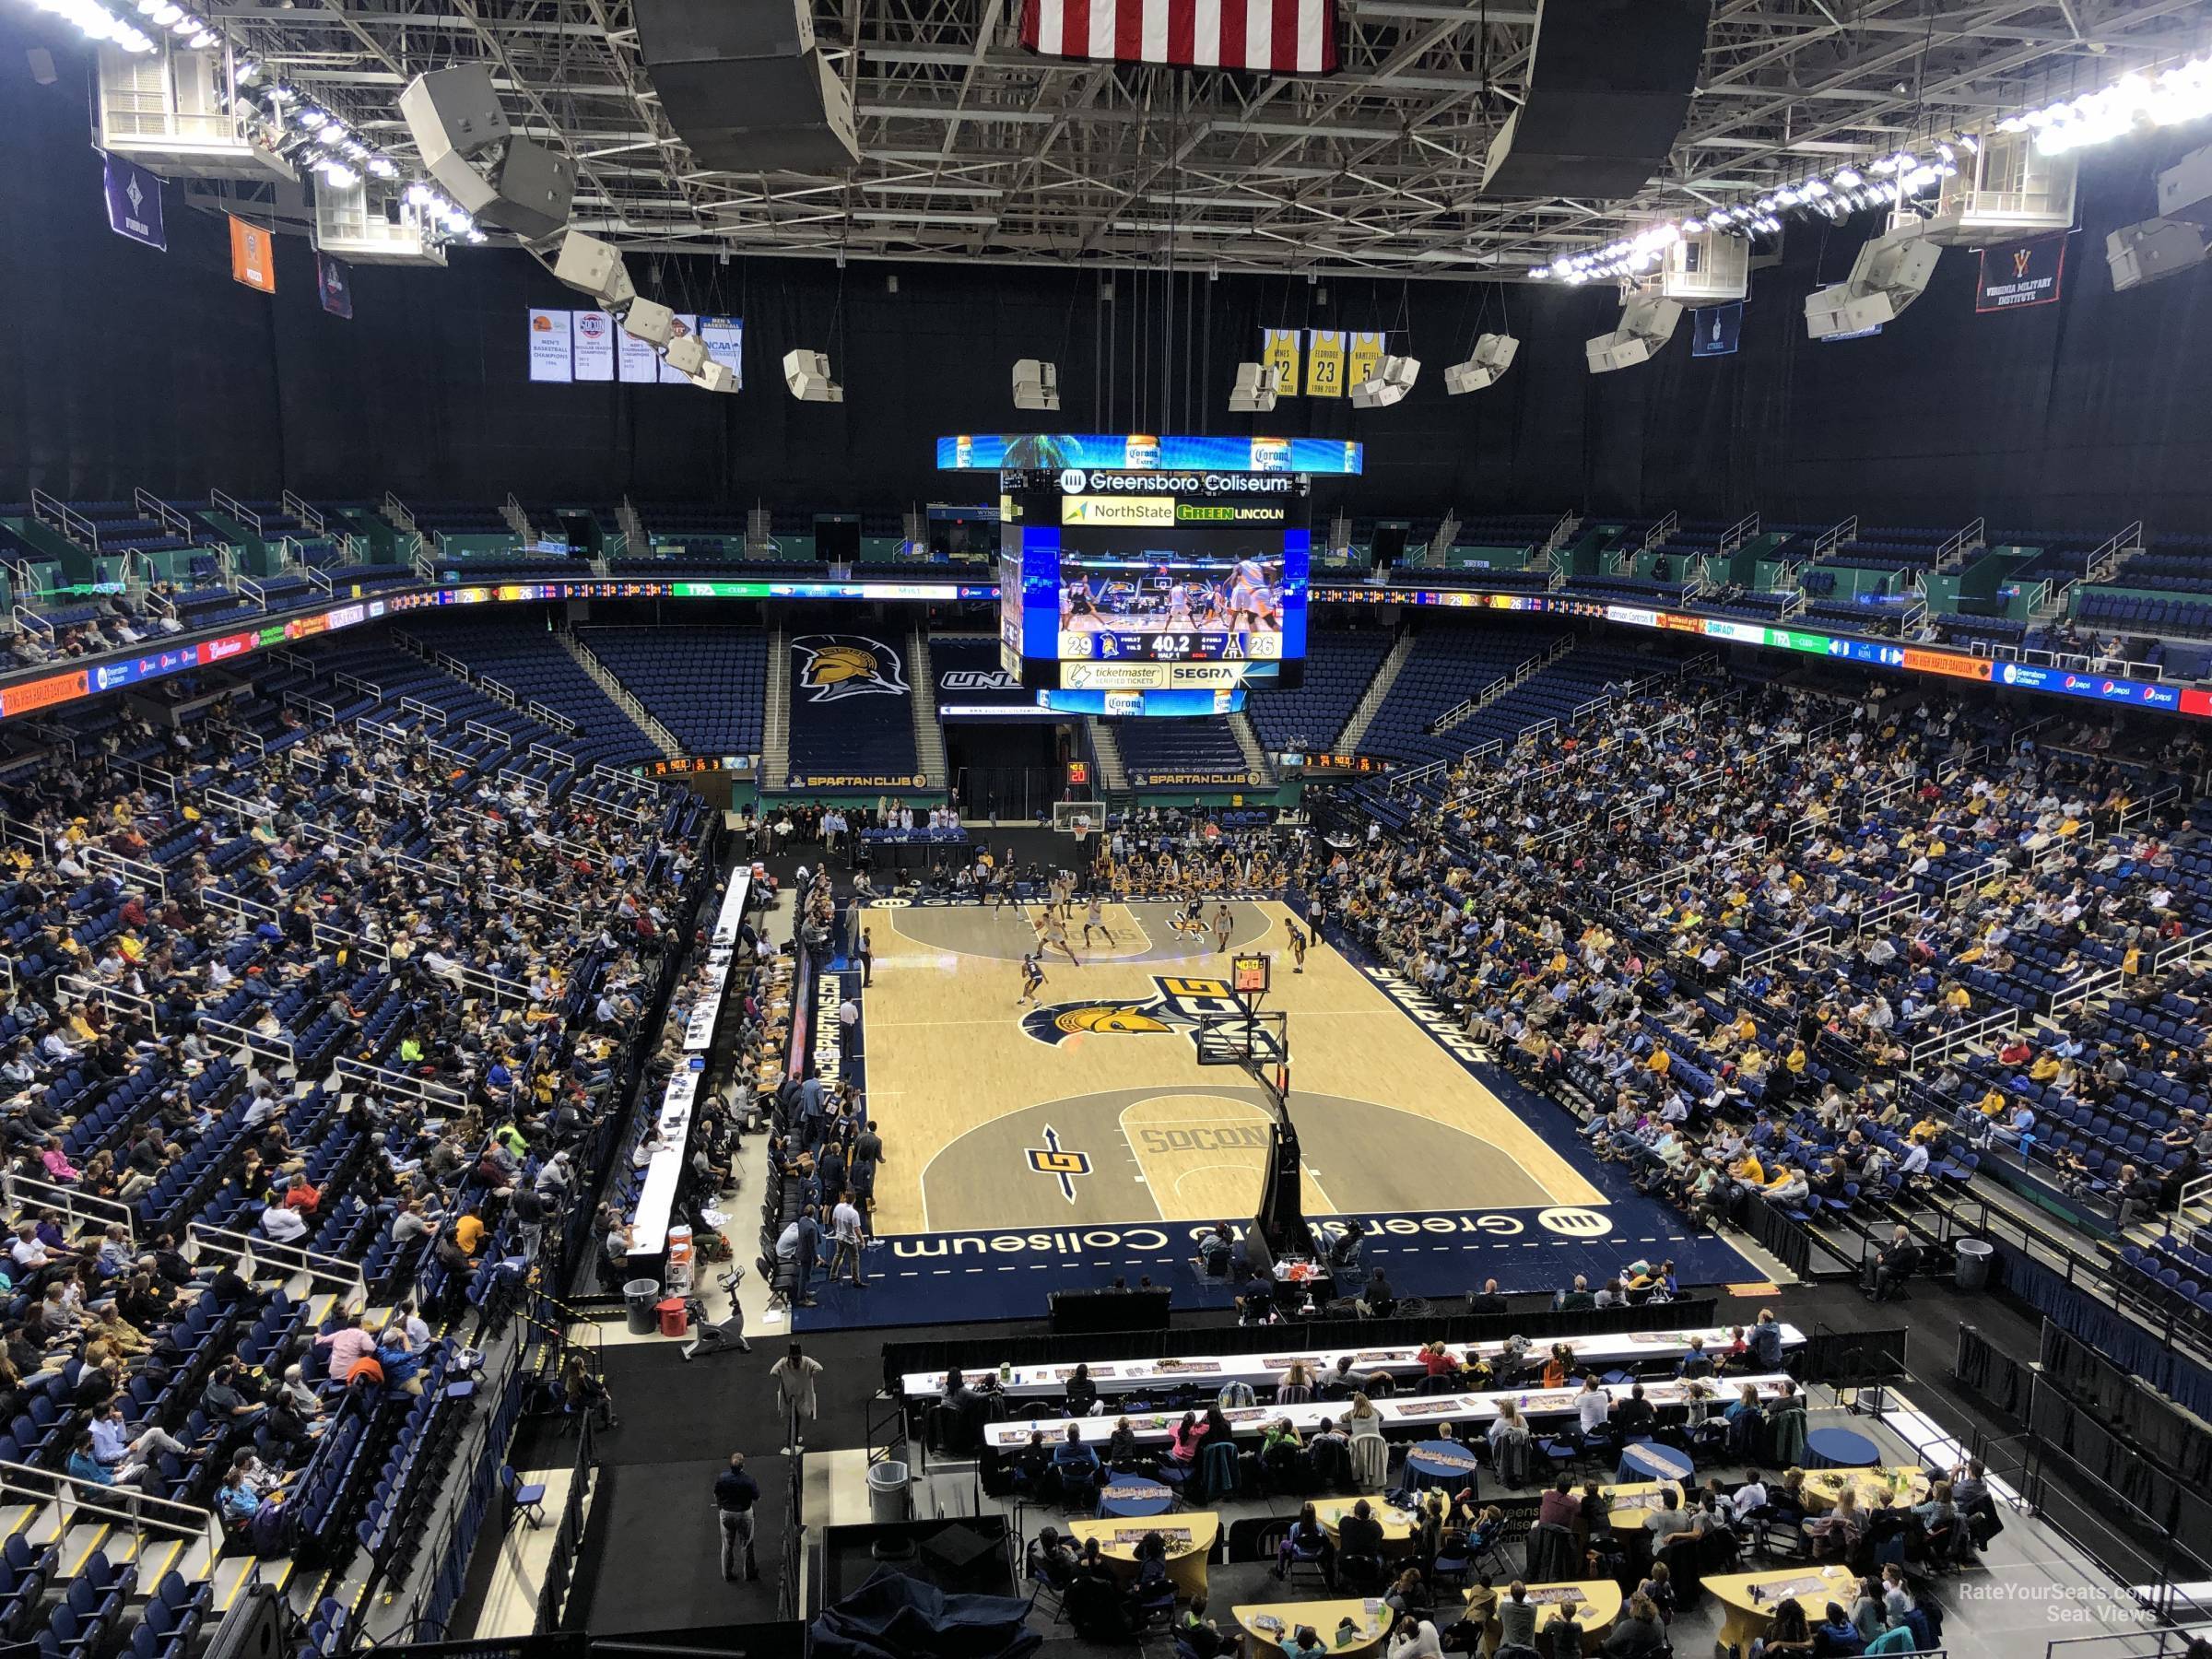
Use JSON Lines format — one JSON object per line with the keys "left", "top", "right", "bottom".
{"left": 1648, "top": 1048, "right": 1672, "bottom": 1077}
{"left": 1978, "top": 1088, "right": 2008, "bottom": 1119}
{"left": 1730, "top": 1149, "right": 1767, "bottom": 1185}
{"left": 1907, "top": 1116, "right": 1941, "bottom": 1146}
{"left": 2029, "top": 1053, "right": 2061, "bottom": 1083}
{"left": 453, "top": 1212, "right": 487, "bottom": 1256}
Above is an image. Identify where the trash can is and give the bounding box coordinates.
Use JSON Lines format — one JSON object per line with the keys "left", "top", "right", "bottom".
{"left": 867, "top": 1459, "right": 912, "bottom": 1525}
{"left": 1954, "top": 1238, "right": 1994, "bottom": 1292}
{"left": 657, "top": 1297, "right": 690, "bottom": 1338}
{"left": 624, "top": 1278, "right": 661, "bottom": 1335}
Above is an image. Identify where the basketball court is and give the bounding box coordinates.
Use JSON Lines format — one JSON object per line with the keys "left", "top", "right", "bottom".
{"left": 855, "top": 895, "right": 1604, "bottom": 1235}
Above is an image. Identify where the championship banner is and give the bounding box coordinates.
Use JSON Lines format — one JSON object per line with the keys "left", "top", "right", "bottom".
{"left": 571, "top": 310, "right": 617, "bottom": 380}
{"left": 1977, "top": 233, "right": 2066, "bottom": 313}
{"left": 527, "top": 309, "right": 572, "bottom": 382}
{"left": 659, "top": 314, "right": 700, "bottom": 384}
{"left": 316, "top": 253, "right": 353, "bottom": 320}
{"left": 1306, "top": 328, "right": 1347, "bottom": 396}
{"left": 228, "top": 215, "right": 275, "bottom": 293}
{"left": 1262, "top": 327, "right": 1302, "bottom": 396}
{"left": 618, "top": 325, "right": 659, "bottom": 383}
{"left": 101, "top": 154, "right": 165, "bottom": 252}
{"left": 1347, "top": 329, "right": 1385, "bottom": 390}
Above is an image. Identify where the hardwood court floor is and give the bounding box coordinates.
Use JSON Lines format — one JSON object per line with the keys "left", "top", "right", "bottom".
{"left": 861, "top": 899, "right": 1603, "bottom": 1235}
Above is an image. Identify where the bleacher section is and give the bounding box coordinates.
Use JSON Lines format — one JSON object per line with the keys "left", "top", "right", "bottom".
{"left": 1246, "top": 628, "right": 1395, "bottom": 754}
{"left": 784, "top": 629, "right": 918, "bottom": 787}
{"left": 394, "top": 622, "right": 661, "bottom": 770}
{"left": 1111, "top": 718, "right": 1254, "bottom": 788}
{"left": 1355, "top": 618, "right": 1576, "bottom": 764}
{"left": 577, "top": 625, "right": 769, "bottom": 757}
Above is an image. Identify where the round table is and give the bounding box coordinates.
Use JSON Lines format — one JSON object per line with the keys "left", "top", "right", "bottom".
{"left": 1310, "top": 1498, "right": 1418, "bottom": 1556}
{"left": 1614, "top": 1441, "right": 1694, "bottom": 1484}
{"left": 1066, "top": 1512, "right": 1218, "bottom": 1599}
{"left": 1805, "top": 1428, "right": 1882, "bottom": 1470}
{"left": 1800, "top": 1465, "right": 1930, "bottom": 1514}
{"left": 1596, "top": 1481, "right": 1683, "bottom": 1538}
{"left": 1097, "top": 1478, "right": 1174, "bottom": 1519}
{"left": 1469, "top": 1582, "right": 1623, "bottom": 1655}
{"left": 1704, "top": 1564, "right": 1862, "bottom": 1654}
{"left": 1403, "top": 1441, "right": 1483, "bottom": 1491}
{"left": 1233, "top": 1599, "right": 1388, "bottom": 1657}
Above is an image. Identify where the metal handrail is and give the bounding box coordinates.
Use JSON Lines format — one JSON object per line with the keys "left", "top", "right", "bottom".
{"left": 2, "top": 1168, "right": 137, "bottom": 1238}
{"left": 186, "top": 1220, "right": 366, "bottom": 1304}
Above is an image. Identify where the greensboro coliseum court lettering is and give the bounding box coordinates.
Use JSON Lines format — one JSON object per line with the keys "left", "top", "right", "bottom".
{"left": 882, "top": 1208, "right": 1612, "bottom": 1265}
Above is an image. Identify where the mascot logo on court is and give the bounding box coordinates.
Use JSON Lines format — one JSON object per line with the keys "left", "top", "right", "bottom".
{"left": 1021, "top": 975, "right": 1240, "bottom": 1048}
{"left": 791, "top": 634, "right": 910, "bottom": 703}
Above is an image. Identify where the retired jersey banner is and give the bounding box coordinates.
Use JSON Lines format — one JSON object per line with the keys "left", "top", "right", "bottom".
{"left": 1021, "top": 0, "right": 1337, "bottom": 73}
{"left": 1977, "top": 233, "right": 2066, "bottom": 313}
{"left": 1306, "top": 328, "right": 1347, "bottom": 396}
{"left": 228, "top": 215, "right": 275, "bottom": 292}
{"left": 316, "top": 253, "right": 353, "bottom": 320}
{"left": 1689, "top": 301, "right": 1741, "bottom": 358}
{"left": 101, "top": 154, "right": 165, "bottom": 252}
{"left": 1263, "top": 327, "right": 1302, "bottom": 397}
{"left": 1347, "top": 329, "right": 1385, "bottom": 391}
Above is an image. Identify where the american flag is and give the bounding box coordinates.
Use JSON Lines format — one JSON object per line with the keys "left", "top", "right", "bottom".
{"left": 1020, "top": 0, "right": 1338, "bottom": 75}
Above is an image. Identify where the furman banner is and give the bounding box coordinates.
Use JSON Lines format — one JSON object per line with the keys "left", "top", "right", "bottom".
{"left": 1977, "top": 233, "right": 2066, "bottom": 312}
{"left": 316, "top": 253, "right": 353, "bottom": 320}
{"left": 101, "top": 153, "right": 165, "bottom": 252}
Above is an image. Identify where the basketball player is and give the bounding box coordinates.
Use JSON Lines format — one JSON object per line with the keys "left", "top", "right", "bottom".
{"left": 1042, "top": 907, "right": 1080, "bottom": 967}
{"left": 1213, "top": 902, "right": 1234, "bottom": 954}
{"left": 1286, "top": 920, "right": 1308, "bottom": 974}
{"left": 1173, "top": 892, "right": 1207, "bottom": 938}
{"left": 1082, "top": 894, "right": 1116, "bottom": 949}
{"left": 1017, "top": 952, "right": 1046, "bottom": 1007}
{"left": 1229, "top": 555, "right": 1270, "bottom": 633}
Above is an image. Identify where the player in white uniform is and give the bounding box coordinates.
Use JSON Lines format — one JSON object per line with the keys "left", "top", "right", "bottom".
{"left": 1082, "top": 895, "right": 1115, "bottom": 949}
{"left": 1041, "top": 908, "right": 1080, "bottom": 966}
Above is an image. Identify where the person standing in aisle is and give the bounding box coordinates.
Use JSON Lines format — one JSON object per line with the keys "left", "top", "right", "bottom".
{"left": 771, "top": 1342, "right": 825, "bottom": 1453}
{"left": 829, "top": 1189, "right": 868, "bottom": 1288}
{"left": 713, "top": 1452, "right": 760, "bottom": 1582}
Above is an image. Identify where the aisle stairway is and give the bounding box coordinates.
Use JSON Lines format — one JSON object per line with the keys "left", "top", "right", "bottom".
{"left": 557, "top": 630, "right": 683, "bottom": 759}
{"left": 908, "top": 630, "right": 947, "bottom": 791}
{"left": 761, "top": 626, "right": 791, "bottom": 788}
{"left": 1085, "top": 718, "right": 1129, "bottom": 799}
{"left": 1228, "top": 710, "right": 1275, "bottom": 783}
{"left": 1335, "top": 626, "right": 1415, "bottom": 753}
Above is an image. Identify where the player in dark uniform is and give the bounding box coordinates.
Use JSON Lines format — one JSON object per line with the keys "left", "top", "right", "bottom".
{"left": 1017, "top": 952, "right": 1046, "bottom": 1006}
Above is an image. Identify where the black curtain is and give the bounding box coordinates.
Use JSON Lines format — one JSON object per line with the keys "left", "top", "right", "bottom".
{"left": 6, "top": 12, "right": 2212, "bottom": 526}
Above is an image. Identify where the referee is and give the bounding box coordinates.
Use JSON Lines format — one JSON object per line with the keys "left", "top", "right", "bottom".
{"left": 713, "top": 1451, "right": 760, "bottom": 1582}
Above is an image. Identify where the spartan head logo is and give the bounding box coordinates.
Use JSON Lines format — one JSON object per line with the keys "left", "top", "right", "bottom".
{"left": 791, "top": 634, "right": 909, "bottom": 702}
{"left": 1020, "top": 975, "right": 1240, "bottom": 1047}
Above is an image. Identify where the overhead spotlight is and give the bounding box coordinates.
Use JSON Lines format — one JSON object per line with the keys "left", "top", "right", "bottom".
{"left": 1585, "top": 293, "right": 1682, "bottom": 373}
{"left": 1349, "top": 354, "right": 1419, "bottom": 408}
{"left": 405, "top": 182, "right": 434, "bottom": 207}
{"left": 1959, "top": 133, "right": 1980, "bottom": 154}
{"left": 1444, "top": 333, "right": 1519, "bottom": 394}
{"left": 1229, "top": 361, "right": 1279, "bottom": 413}
{"left": 2109, "top": 142, "right": 2212, "bottom": 290}
{"left": 552, "top": 229, "right": 636, "bottom": 309}
{"left": 1805, "top": 219, "right": 1940, "bottom": 337}
{"left": 1833, "top": 168, "right": 1864, "bottom": 189}
{"left": 689, "top": 361, "right": 738, "bottom": 394}
{"left": 783, "top": 348, "right": 843, "bottom": 403}
{"left": 1012, "top": 359, "right": 1061, "bottom": 412}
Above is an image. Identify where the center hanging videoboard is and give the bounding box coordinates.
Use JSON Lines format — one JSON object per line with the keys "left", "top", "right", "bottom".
{"left": 998, "top": 466, "right": 1309, "bottom": 710}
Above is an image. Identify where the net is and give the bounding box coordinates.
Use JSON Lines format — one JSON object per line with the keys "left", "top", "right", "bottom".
{"left": 1052, "top": 799, "right": 1105, "bottom": 835}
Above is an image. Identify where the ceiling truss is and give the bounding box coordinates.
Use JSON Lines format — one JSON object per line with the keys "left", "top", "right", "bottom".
{"left": 205, "top": 0, "right": 2212, "bottom": 278}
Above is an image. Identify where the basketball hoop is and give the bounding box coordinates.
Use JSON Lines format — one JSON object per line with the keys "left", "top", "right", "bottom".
{"left": 1070, "top": 814, "right": 1093, "bottom": 847}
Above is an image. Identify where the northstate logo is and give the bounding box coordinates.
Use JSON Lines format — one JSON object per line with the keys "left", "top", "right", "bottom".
{"left": 791, "top": 634, "right": 909, "bottom": 702}
{"left": 1021, "top": 974, "right": 1243, "bottom": 1049}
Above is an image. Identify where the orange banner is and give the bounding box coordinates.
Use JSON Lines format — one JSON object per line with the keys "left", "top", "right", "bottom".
{"left": 0, "top": 669, "right": 89, "bottom": 718}
{"left": 1901, "top": 647, "right": 1992, "bottom": 681}
{"left": 229, "top": 215, "right": 276, "bottom": 292}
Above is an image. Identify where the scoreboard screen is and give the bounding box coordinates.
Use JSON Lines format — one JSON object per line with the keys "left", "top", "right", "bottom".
{"left": 999, "top": 468, "right": 1309, "bottom": 698}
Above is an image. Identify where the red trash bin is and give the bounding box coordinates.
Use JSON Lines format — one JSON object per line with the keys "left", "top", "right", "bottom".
{"left": 657, "top": 1297, "right": 689, "bottom": 1338}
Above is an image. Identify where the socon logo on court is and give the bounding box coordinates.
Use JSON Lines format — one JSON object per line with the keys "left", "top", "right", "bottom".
{"left": 791, "top": 634, "right": 910, "bottom": 702}
{"left": 1021, "top": 974, "right": 1241, "bottom": 1049}
{"left": 1024, "top": 1124, "right": 1090, "bottom": 1203}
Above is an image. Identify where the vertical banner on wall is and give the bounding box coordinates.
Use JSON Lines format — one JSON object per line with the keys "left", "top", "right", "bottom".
{"left": 617, "top": 325, "right": 659, "bottom": 383}
{"left": 528, "top": 309, "right": 573, "bottom": 382}
{"left": 1689, "top": 301, "right": 1742, "bottom": 357}
{"left": 1347, "top": 329, "right": 1385, "bottom": 390}
{"left": 1262, "top": 326, "right": 1302, "bottom": 396}
{"left": 316, "top": 253, "right": 354, "bottom": 320}
{"left": 659, "top": 314, "right": 701, "bottom": 384}
{"left": 228, "top": 215, "right": 276, "bottom": 292}
{"left": 1306, "top": 329, "right": 1347, "bottom": 396}
{"left": 571, "top": 310, "right": 617, "bottom": 380}
{"left": 1976, "top": 233, "right": 2066, "bottom": 312}
{"left": 699, "top": 315, "right": 745, "bottom": 388}
{"left": 101, "top": 153, "right": 165, "bottom": 251}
